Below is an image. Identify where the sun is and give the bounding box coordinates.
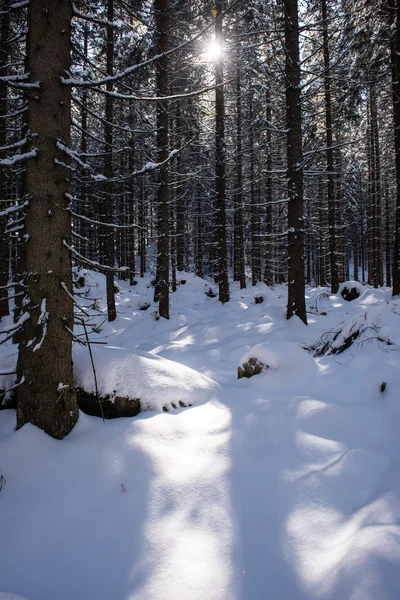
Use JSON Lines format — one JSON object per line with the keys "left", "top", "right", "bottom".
{"left": 204, "top": 39, "right": 223, "bottom": 62}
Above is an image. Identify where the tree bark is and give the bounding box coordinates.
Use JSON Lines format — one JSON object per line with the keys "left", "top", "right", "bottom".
{"left": 389, "top": 0, "right": 400, "bottom": 295}
{"left": 154, "top": 0, "right": 170, "bottom": 318}
{"left": 321, "top": 0, "right": 338, "bottom": 293}
{"left": 104, "top": 0, "right": 117, "bottom": 321}
{"left": 284, "top": 0, "right": 307, "bottom": 323}
{"left": 214, "top": 0, "right": 229, "bottom": 303}
{"left": 16, "top": 0, "right": 78, "bottom": 439}
{"left": 0, "top": 0, "right": 10, "bottom": 319}
{"left": 234, "top": 65, "right": 246, "bottom": 289}
{"left": 264, "top": 88, "right": 273, "bottom": 286}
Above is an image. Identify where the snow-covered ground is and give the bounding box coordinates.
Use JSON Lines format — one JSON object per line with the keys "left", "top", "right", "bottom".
{"left": 1, "top": 272, "right": 400, "bottom": 600}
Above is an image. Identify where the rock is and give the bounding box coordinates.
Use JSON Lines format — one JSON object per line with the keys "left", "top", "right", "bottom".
{"left": 254, "top": 295, "right": 264, "bottom": 304}
{"left": 338, "top": 280, "right": 365, "bottom": 302}
{"left": 238, "top": 357, "right": 269, "bottom": 379}
{"left": 77, "top": 388, "right": 140, "bottom": 419}
{"left": 205, "top": 287, "right": 216, "bottom": 298}
{"left": 74, "top": 275, "right": 86, "bottom": 289}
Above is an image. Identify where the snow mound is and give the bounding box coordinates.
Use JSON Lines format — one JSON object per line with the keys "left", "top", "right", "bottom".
{"left": 314, "top": 302, "right": 399, "bottom": 356}
{"left": 338, "top": 280, "right": 366, "bottom": 301}
{"left": 238, "top": 341, "right": 319, "bottom": 380}
{"left": 74, "top": 345, "right": 220, "bottom": 412}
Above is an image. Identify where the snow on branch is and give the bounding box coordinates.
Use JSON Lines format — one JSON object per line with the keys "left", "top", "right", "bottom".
{"left": 0, "top": 200, "right": 29, "bottom": 217}
{"left": 63, "top": 240, "right": 129, "bottom": 273}
{"left": 61, "top": 281, "right": 90, "bottom": 318}
{"left": 0, "top": 73, "right": 28, "bottom": 82}
{"left": 32, "top": 299, "right": 48, "bottom": 353}
{"left": 57, "top": 141, "right": 90, "bottom": 170}
{"left": 72, "top": 6, "right": 119, "bottom": 28}
{"left": 88, "top": 136, "right": 196, "bottom": 184}
{"left": 0, "top": 136, "right": 28, "bottom": 153}
{"left": 62, "top": 0, "right": 240, "bottom": 88}
{"left": 0, "top": 311, "right": 29, "bottom": 345}
{"left": 90, "top": 79, "right": 233, "bottom": 102}
{"left": 6, "top": 0, "right": 29, "bottom": 10}
{"left": 0, "top": 148, "right": 37, "bottom": 167}
{"left": 66, "top": 198, "right": 140, "bottom": 229}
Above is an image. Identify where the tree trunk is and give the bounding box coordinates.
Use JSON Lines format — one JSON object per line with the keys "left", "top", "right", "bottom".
{"left": 153, "top": 0, "right": 170, "bottom": 318}
{"left": 264, "top": 88, "right": 273, "bottom": 286}
{"left": 389, "top": 0, "right": 400, "bottom": 295}
{"left": 385, "top": 183, "right": 391, "bottom": 286}
{"left": 0, "top": 0, "right": 10, "bottom": 319}
{"left": 249, "top": 91, "right": 260, "bottom": 286}
{"left": 234, "top": 64, "right": 246, "bottom": 289}
{"left": 214, "top": 0, "right": 229, "bottom": 303}
{"left": 321, "top": 0, "right": 338, "bottom": 294}
{"left": 103, "top": 0, "right": 117, "bottom": 321}
{"left": 284, "top": 0, "right": 307, "bottom": 323}
{"left": 195, "top": 187, "right": 203, "bottom": 278}
{"left": 16, "top": 0, "right": 78, "bottom": 439}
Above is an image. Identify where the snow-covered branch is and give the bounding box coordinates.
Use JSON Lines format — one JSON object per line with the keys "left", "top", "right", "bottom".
{"left": 0, "top": 200, "right": 29, "bottom": 218}
{"left": 63, "top": 240, "right": 129, "bottom": 273}
{"left": 0, "top": 148, "right": 37, "bottom": 167}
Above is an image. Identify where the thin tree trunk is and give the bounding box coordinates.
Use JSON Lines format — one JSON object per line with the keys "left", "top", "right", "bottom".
{"left": 0, "top": 1, "right": 10, "bottom": 319}
{"left": 390, "top": 0, "right": 400, "bottom": 295}
{"left": 139, "top": 175, "right": 146, "bottom": 277}
{"left": 321, "top": 0, "right": 338, "bottom": 293}
{"left": 234, "top": 64, "right": 246, "bottom": 289}
{"left": 284, "top": 0, "right": 307, "bottom": 323}
{"left": 103, "top": 0, "right": 116, "bottom": 321}
{"left": 16, "top": 0, "right": 78, "bottom": 439}
{"left": 195, "top": 187, "right": 203, "bottom": 278}
{"left": 385, "top": 183, "right": 392, "bottom": 286}
{"left": 264, "top": 88, "right": 273, "bottom": 286}
{"left": 214, "top": 0, "right": 229, "bottom": 303}
{"left": 154, "top": 0, "right": 170, "bottom": 318}
{"left": 249, "top": 91, "right": 259, "bottom": 286}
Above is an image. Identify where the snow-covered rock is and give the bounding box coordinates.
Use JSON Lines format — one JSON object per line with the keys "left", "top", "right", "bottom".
{"left": 238, "top": 340, "right": 318, "bottom": 381}
{"left": 338, "top": 280, "right": 366, "bottom": 301}
{"left": 74, "top": 345, "right": 220, "bottom": 412}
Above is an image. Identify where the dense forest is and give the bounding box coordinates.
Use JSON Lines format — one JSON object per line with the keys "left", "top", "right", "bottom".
{"left": 0, "top": 0, "right": 399, "bottom": 436}
{"left": 1, "top": 2, "right": 400, "bottom": 599}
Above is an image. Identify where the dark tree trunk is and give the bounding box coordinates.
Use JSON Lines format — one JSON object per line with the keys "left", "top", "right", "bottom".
{"left": 368, "top": 81, "right": 383, "bottom": 288}
{"left": 249, "top": 92, "right": 260, "bottom": 286}
{"left": 78, "top": 24, "right": 89, "bottom": 260}
{"left": 175, "top": 108, "right": 186, "bottom": 272}
{"left": 264, "top": 88, "right": 273, "bottom": 286}
{"left": 385, "top": 183, "right": 391, "bottom": 286}
{"left": 154, "top": 0, "right": 170, "bottom": 318}
{"left": 103, "top": 0, "right": 117, "bottom": 321}
{"left": 391, "top": 0, "right": 400, "bottom": 295}
{"left": 284, "top": 0, "right": 307, "bottom": 323}
{"left": 321, "top": 0, "right": 338, "bottom": 294}
{"left": 128, "top": 111, "right": 136, "bottom": 285}
{"left": 318, "top": 177, "right": 326, "bottom": 285}
{"left": 195, "top": 188, "right": 203, "bottom": 278}
{"left": 139, "top": 176, "right": 146, "bottom": 277}
{"left": 234, "top": 65, "right": 246, "bottom": 289}
{"left": 214, "top": 0, "right": 229, "bottom": 303}
{"left": 16, "top": 0, "right": 78, "bottom": 439}
{"left": 0, "top": 0, "right": 10, "bottom": 319}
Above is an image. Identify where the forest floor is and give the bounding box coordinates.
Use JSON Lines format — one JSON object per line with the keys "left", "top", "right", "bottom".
{"left": 1, "top": 273, "right": 400, "bottom": 600}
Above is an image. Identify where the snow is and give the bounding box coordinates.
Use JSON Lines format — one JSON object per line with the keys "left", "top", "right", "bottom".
{"left": 1, "top": 273, "right": 400, "bottom": 599}
{"left": 338, "top": 279, "right": 366, "bottom": 297}
{"left": 238, "top": 339, "right": 320, "bottom": 382}
{"left": 74, "top": 345, "right": 220, "bottom": 411}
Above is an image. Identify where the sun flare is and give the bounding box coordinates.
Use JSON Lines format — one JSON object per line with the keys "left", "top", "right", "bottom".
{"left": 204, "top": 39, "right": 223, "bottom": 62}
